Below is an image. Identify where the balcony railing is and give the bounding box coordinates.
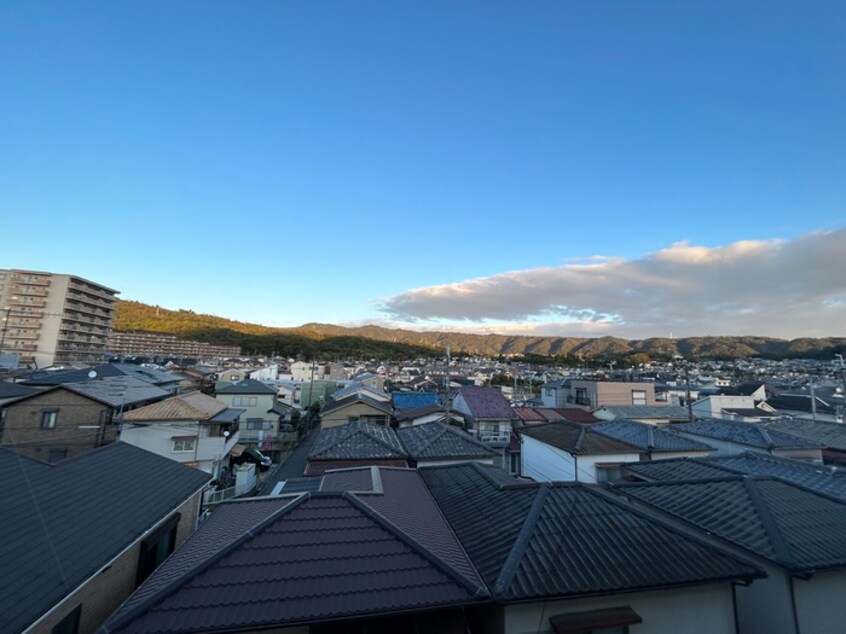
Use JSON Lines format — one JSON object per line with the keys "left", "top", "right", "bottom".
{"left": 479, "top": 434, "right": 510, "bottom": 448}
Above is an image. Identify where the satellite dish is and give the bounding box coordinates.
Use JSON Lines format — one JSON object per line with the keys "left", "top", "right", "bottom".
{"left": 88, "top": 370, "right": 97, "bottom": 379}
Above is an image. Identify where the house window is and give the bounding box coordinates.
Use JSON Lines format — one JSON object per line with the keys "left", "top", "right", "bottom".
{"left": 135, "top": 513, "right": 181, "bottom": 587}
{"left": 41, "top": 409, "right": 58, "bottom": 429}
{"left": 172, "top": 438, "right": 196, "bottom": 453}
{"left": 595, "top": 463, "right": 624, "bottom": 483}
{"left": 575, "top": 388, "right": 589, "bottom": 406}
{"left": 509, "top": 452, "right": 520, "bottom": 475}
{"left": 233, "top": 396, "right": 258, "bottom": 407}
{"left": 631, "top": 390, "right": 647, "bottom": 406}
{"left": 51, "top": 604, "right": 82, "bottom": 634}
{"left": 246, "top": 419, "right": 272, "bottom": 430}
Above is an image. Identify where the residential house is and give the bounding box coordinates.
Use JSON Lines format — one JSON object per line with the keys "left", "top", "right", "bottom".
{"left": 567, "top": 379, "right": 658, "bottom": 410}
{"left": 420, "top": 463, "right": 763, "bottom": 634}
{"left": 512, "top": 406, "right": 602, "bottom": 425}
{"left": 393, "top": 403, "right": 466, "bottom": 427}
{"left": 1, "top": 442, "right": 209, "bottom": 634}
{"left": 100, "top": 468, "right": 489, "bottom": 634}
{"left": 539, "top": 379, "right": 571, "bottom": 407}
{"left": 396, "top": 421, "right": 497, "bottom": 467}
{"left": 765, "top": 393, "right": 842, "bottom": 423}
{"left": 0, "top": 377, "right": 170, "bottom": 462}
{"left": 451, "top": 385, "right": 515, "bottom": 449}
{"left": 215, "top": 368, "right": 250, "bottom": 386}
{"left": 519, "top": 422, "right": 641, "bottom": 483}
{"left": 592, "top": 420, "right": 713, "bottom": 461}
{"left": 612, "top": 476, "right": 846, "bottom": 634}
{"left": 319, "top": 393, "right": 393, "bottom": 428}
{"left": 669, "top": 419, "right": 824, "bottom": 461}
{"left": 120, "top": 391, "right": 243, "bottom": 478}
{"left": 290, "top": 360, "right": 322, "bottom": 382}
{"left": 305, "top": 421, "right": 409, "bottom": 475}
{"left": 766, "top": 418, "right": 846, "bottom": 466}
{"left": 214, "top": 379, "right": 280, "bottom": 453}
{"left": 24, "top": 363, "right": 184, "bottom": 394}
{"left": 692, "top": 394, "right": 778, "bottom": 421}
{"left": 622, "top": 451, "right": 846, "bottom": 501}
{"left": 592, "top": 404, "right": 692, "bottom": 424}
{"left": 330, "top": 382, "right": 391, "bottom": 403}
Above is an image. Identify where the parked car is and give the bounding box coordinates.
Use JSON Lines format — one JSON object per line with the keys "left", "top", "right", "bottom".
{"left": 232, "top": 447, "right": 272, "bottom": 471}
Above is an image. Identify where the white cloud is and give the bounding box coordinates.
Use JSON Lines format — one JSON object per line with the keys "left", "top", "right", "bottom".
{"left": 379, "top": 229, "right": 846, "bottom": 338}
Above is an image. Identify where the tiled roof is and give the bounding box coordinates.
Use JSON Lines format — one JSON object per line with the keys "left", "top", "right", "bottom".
{"left": 614, "top": 477, "right": 846, "bottom": 574}
{"left": 595, "top": 405, "right": 692, "bottom": 420}
{"left": 392, "top": 392, "right": 439, "bottom": 410}
{"left": 330, "top": 383, "right": 389, "bottom": 402}
{"left": 396, "top": 422, "right": 496, "bottom": 460}
{"left": 520, "top": 422, "right": 639, "bottom": 455}
{"left": 512, "top": 407, "right": 547, "bottom": 422}
{"left": 420, "top": 463, "right": 762, "bottom": 602}
{"left": 309, "top": 421, "right": 407, "bottom": 460}
{"left": 1, "top": 443, "right": 210, "bottom": 634}
{"left": 123, "top": 391, "right": 228, "bottom": 421}
{"left": 592, "top": 420, "right": 713, "bottom": 453}
{"left": 0, "top": 382, "right": 39, "bottom": 402}
{"left": 25, "top": 363, "right": 183, "bottom": 387}
{"left": 393, "top": 403, "right": 447, "bottom": 423}
{"left": 550, "top": 407, "right": 602, "bottom": 423}
{"left": 456, "top": 386, "right": 515, "bottom": 419}
{"left": 320, "top": 393, "right": 393, "bottom": 416}
{"left": 766, "top": 394, "right": 837, "bottom": 415}
{"left": 102, "top": 469, "right": 487, "bottom": 634}
{"left": 214, "top": 378, "right": 277, "bottom": 395}
{"left": 626, "top": 453, "right": 846, "bottom": 502}
{"left": 766, "top": 419, "right": 846, "bottom": 451}
{"left": 669, "top": 419, "right": 822, "bottom": 450}
{"left": 63, "top": 376, "right": 171, "bottom": 407}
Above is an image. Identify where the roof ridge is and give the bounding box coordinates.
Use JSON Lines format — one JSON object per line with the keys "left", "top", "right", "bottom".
{"left": 493, "top": 482, "right": 550, "bottom": 596}
{"left": 344, "top": 492, "right": 487, "bottom": 598}
{"left": 412, "top": 422, "right": 449, "bottom": 455}
{"left": 100, "top": 494, "right": 308, "bottom": 634}
{"left": 740, "top": 477, "right": 796, "bottom": 568}
{"left": 359, "top": 424, "right": 407, "bottom": 457}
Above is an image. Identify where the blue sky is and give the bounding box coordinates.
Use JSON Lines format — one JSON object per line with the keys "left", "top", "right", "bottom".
{"left": 2, "top": 1, "right": 844, "bottom": 338}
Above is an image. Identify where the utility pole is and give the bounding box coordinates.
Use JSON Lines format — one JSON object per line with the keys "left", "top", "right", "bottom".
{"left": 836, "top": 354, "right": 846, "bottom": 422}
{"left": 444, "top": 345, "right": 451, "bottom": 426}
{"left": 684, "top": 361, "right": 694, "bottom": 422}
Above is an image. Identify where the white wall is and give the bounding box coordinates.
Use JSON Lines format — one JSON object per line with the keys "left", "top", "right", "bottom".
{"left": 504, "top": 583, "right": 736, "bottom": 634}
{"left": 521, "top": 435, "right": 576, "bottom": 481}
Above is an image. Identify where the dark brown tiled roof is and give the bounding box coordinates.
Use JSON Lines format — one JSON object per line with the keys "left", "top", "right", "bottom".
{"left": 101, "top": 481, "right": 488, "bottom": 634}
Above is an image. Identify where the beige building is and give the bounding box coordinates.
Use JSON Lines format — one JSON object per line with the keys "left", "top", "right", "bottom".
{"left": 569, "top": 379, "right": 657, "bottom": 410}
{"left": 108, "top": 330, "right": 241, "bottom": 359}
{"left": 0, "top": 269, "right": 119, "bottom": 368}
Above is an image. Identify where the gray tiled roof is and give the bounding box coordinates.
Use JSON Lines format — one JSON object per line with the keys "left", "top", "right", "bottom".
{"left": 456, "top": 386, "right": 515, "bottom": 419}
{"left": 614, "top": 477, "right": 846, "bottom": 573}
{"left": 420, "top": 463, "right": 762, "bottom": 602}
{"left": 669, "top": 419, "right": 822, "bottom": 450}
{"left": 766, "top": 394, "right": 837, "bottom": 415}
{"left": 25, "top": 363, "right": 183, "bottom": 387}
{"left": 596, "top": 405, "right": 692, "bottom": 420}
{"left": 396, "top": 422, "right": 496, "bottom": 460}
{"left": 520, "top": 422, "right": 639, "bottom": 455}
{"left": 309, "top": 421, "right": 407, "bottom": 460}
{"left": 766, "top": 419, "right": 846, "bottom": 451}
{"left": 593, "top": 420, "right": 713, "bottom": 453}
{"left": 102, "top": 470, "right": 487, "bottom": 634}
{"left": 214, "top": 378, "right": 277, "bottom": 395}
{"left": 63, "top": 376, "right": 171, "bottom": 407}
{"left": 1, "top": 443, "right": 210, "bottom": 634}
{"left": 320, "top": 393, "right": 393, "bottom": 416}
{"left": 626, "top": 453, "right": 846, "bottom": 502}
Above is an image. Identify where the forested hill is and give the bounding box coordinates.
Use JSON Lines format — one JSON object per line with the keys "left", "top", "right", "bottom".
{"left": 114, "top": 300, "right": 846, "bottom": 361}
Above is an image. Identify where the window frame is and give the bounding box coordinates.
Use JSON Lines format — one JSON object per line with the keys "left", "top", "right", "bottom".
{"left": 41, "top": 409, "right": 58, "bottom": 429}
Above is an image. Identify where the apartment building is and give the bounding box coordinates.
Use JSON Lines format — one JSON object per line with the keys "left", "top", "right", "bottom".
{"left": 0, "top": 269, "right": 118, "bottom": 368}
{"left": 108, "top": 330, "right": 241, "bottom": 359}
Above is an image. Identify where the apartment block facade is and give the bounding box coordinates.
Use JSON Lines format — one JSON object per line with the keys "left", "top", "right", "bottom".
{"left": 0, "top": 269, "right": 118, "bottom": 368}
{"left": 108, "top": 330, "right": 241, "bottom": 359}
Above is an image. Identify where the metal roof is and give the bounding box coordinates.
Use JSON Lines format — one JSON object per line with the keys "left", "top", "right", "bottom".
{"left": 595, "top": 405, "right": 692, "bottom": 420}
{"left": 214, "top": 378, "right": 277, "bottom": 395}
{"left": 0, "top": 443, "right": 210, "bottom": 634}
{"left": 420, "top": 463, "right": 763, "bottom": 602}
{"left": 320, "top": 393, "right": 393, "bottom": 416}
{"left": 392, "top": 392, "right": 440, "bottom": 410}
{"left": 456, "top": 386, "right": 515, "bottom": 419}
{"left": 614, "top": 476, "right": 846, "bottom": 573}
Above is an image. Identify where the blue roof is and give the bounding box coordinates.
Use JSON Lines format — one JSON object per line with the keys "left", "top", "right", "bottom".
{"left": 391, "top": 392, "right": 439, "bottom": 410}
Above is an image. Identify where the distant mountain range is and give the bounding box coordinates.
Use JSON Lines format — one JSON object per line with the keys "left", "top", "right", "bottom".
{"left": 114, "top": 300, "right": 846, "bottom": 361}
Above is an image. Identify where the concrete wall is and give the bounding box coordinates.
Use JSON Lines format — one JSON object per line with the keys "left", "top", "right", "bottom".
{"left": 504, "top": 583, "right": 736, "bottom": 634}
{"left": 1, "top": 388, "right": 114, "bottom": 461}
{"left": 26, "top": 493, "right": 202, "bottom": 634}
{"left": 793, "top": 569, "right": 846, "bottom": 634}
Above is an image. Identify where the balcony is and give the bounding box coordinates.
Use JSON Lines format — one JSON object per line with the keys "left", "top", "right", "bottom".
{"left": 9, "top": 298, "right": 46, "bottom": 308}
{"left": 479, "top": 434, "right": 510, "bottom": 448}
{"left": 10, "top": 275, "right": 50, "bottom": 286}
{"left": 9, "top": 285, "right": 48, "bottom": 297}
